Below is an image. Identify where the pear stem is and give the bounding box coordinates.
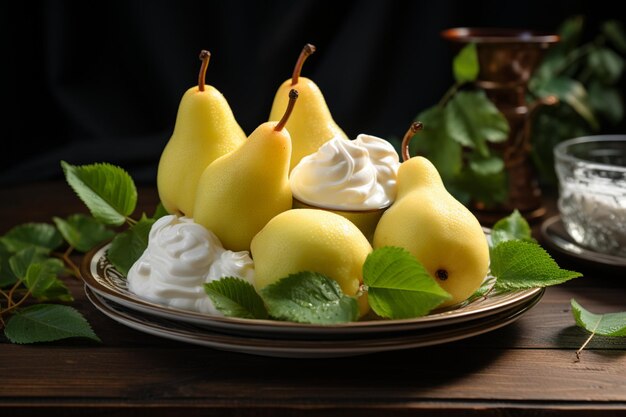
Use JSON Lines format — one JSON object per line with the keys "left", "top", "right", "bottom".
{"left": 291, "top": 44, "right": 316, "bottom": 86}
{"left": 275, "top": 89, "right": 299, "bottom": 132}
{"left": 401, "top": 121, "right": 424, "bottom": 162}
{"left": 198, "top": 50, "right": 211, "bottom": 92}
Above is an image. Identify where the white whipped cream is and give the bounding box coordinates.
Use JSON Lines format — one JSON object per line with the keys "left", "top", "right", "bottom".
{"left": 127, "top": 215, "right": 255, "bottom": 315}
{"left": 290, "top": 135, "right": 400, "bottom": 210}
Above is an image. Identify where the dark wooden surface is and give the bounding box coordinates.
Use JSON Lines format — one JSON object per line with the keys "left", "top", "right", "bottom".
{"left": 1, "top": 182, "right": 625, "bottom": 416}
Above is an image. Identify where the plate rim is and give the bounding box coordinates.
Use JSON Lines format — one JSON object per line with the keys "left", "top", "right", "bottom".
{"left": 80, "top": 241, "right": 544, "bottom": 337}
{"left": 540, "top": 215, "right": 626, "bottom": 268}
{"left": 85, "top": 285, "right": 543, "bottom": 358}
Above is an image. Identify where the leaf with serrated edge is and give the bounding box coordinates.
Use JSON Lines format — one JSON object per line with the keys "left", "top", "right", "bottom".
{"left": 107, "top": 215, "right": 155, "bottom": 276}
{"left": 446, "top": 91, "right": 509, "bottom": 156}
{"left": 571, "top": 299, "right": 626, "bottom": 337}
{"left": 490, "top": 210, "right": 534, "bottom": 247}
{"left": 24, "top": 261, "right": 72, "bottom": 302}
{"left": 204, "top": 277, "right": 268, "bottom": 319}
{"left": 61, "top": 161, "right": 137, "bottom": 226}
{"left": 260, "top": 272, "right": 358, "bottom": 324}
{"left": 0, "top": 242, "right": 18, "bottom": 287}
{"left": 53, "top": 214, "right": 114, "bottom": 253}
{"left": 531, "top": 77, "right": 599, "bottom": 130}
{"left": 4, "top": 304, "right": 100, "bottom": 344}
{"left": 492, "top": 240, "right": 581, "bottom": 291}
{"left": 411, "top": 106, "right": 462, "bottom": 181}
{"left": 0, "top": 223, "right": 63, "bottom": 253}
{"left": 9, "top": 247, "right": 50, "bottom": 278}
{"left": 363, "top": 247, "right": 450, "bottom": 319}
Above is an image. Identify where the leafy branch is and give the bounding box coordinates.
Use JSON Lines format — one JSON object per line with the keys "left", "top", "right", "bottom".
{"left": 410, "top": 43, "right": 510, "bottom": 208}
{"left": 0, "top": 161, "right": 163, "bottom": 344}
{"left": 529, "top": 16, "right": 626, "bottom": 183}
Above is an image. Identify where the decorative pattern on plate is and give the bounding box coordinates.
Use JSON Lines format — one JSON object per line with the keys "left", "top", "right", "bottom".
{"left": 81, "top": 242, "right": 544, "bottom": 340}
{"left": 86, "top": 286, "right": 543, "bottom": 358}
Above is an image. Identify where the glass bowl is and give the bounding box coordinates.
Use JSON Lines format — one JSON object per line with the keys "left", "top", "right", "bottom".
{"left": 554, "top": 135, "right": 626, "bottom": 257}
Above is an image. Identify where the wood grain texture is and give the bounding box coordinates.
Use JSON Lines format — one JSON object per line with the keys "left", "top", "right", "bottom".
{"left": 1, "top": 182, "right": 625, "bottom": 416}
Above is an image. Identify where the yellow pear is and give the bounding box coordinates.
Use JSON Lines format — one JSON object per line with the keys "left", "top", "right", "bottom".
{"left": 373, "top": 156, "right": 490, "bottom": 307}
{"left": 157, "top": 50, "right": 246, "bottom": 217}
{"left": 193, "top": 90, "right": 299, "bottom": 252}
{"left": 268, "top": 44, "right": 348, "bottom": 171}
{"left": 251, "top": 209, "right": 371, "bottom": 317}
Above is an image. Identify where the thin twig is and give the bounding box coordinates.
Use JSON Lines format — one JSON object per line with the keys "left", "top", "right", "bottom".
{"left": 575, "top": 317, "right": 602, "bottom": 362}
{"left": 62, "top": 246, "right": 80, "bottom": 279}
{"left": 437, "top": 81, "right": 463, "bottom": 108}
{"left": 1, "top": 287, "right": 33, "bottom": 316}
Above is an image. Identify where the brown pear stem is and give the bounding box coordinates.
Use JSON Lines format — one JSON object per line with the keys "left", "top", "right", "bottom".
{"left": 275, "top": 89, "right": 299, "bottom": 132}
{"left": 291, "top": 44, "right": 316, "bottom": 85}
{"left": 198, "top": 50, "right": 211, "bottom": 92}
{"left": 401, "top": 121, "right": 424, "bottom": 162}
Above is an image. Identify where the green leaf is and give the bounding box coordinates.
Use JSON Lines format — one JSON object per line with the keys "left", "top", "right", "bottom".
{"left": 24, "top": 261, "right": 72, "bottom": 302}
{"left": 8, "top": 247, "right": 50, "bottom": 278}
{"left": 410, "top": 106, "right": 462, "bottom": 180}
{"left": 448, "top": 166, "right": 507, "bottom": 208}
{"left": 558, "top": 15, "right": 584, "bottom": 48}
{"left": 531, "top": 77, "right": 599, "bottom": 130}
{"left": 490, "top": 210, "right": 533, "bottom": 247}
{"left": 4, "top": 304, "right": 100, "bottom": 344}
{"left": 204, "top": 277, "right": 268, "bottom": 319}
{"left": 106, "top": 215, "right": 155, "bottom": 276}
{"left": 151, "top": 202, "right": 169, "bottom": 220}
{"left": 53, "top": 214, "right": 115, "bottom": 253}
{"left": 0, "top": 242, "right": 18, "bottom": 287}
{"left": 530, "top": 103, "right": 590, "bottom": 185}
{"left": 587, "top": 47, "right": 625, "bottom": 85}
{"left": 453, "top": 43, "right": 479, "bottom": 83}
{"left": 61, "top": 161, "right": 137, "bottom": 226}
{"left": 260, "top": 272, "right": 359, "bottom": 324}
{"left": 587, "top": 80, "right": 624, "bottom": 125}
{"left": 491, "top": 240, "right": 582, "bottom": 291}
{"left": 469, "top": 155, "right": 504, "bottom": 176}
{"left": 363, "top": 247, "right": 451, "bottom": 319}
{"left": 445, "top": 90, "right": 509, "bottom": 157}
{"left": 0, "top": 223, "right": 63, "bottom": 254}
{"left": 571, "top": 299, "right": 626, "bottom": 337}
{"left": 602, "top": 20, "right": 626, "bottom": 53}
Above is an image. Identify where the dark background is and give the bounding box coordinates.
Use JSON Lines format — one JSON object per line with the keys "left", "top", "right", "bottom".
{"left": 4, "top": 0, "right": 624, "bottom": 185}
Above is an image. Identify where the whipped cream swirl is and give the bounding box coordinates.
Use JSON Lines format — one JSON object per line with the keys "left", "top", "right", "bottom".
{"left": 127, "top": 215, "right": 254, "bottom": 315}
{"left": 290, "top": 135, "right": 400, "bottom": 210}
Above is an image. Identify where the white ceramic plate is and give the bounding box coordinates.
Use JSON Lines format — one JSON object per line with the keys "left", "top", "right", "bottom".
{"left": 86, "top": 285, "right": 543, "bottom": 358}
{"left": 81, "top": 242, "right": 544, "bottom": 339}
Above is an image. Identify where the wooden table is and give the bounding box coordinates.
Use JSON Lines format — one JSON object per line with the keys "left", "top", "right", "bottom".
{"left": 1, "top": 182, "right": 625, "bottom": 416}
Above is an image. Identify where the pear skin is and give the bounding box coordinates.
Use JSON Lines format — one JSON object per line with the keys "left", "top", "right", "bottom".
{"left": 193, "top": 90, "right": 299, "bottom": 252}
{"left": 157, "top": 51, "right": 246, "bottom": 217}
{"left": 268, "top": 44, "right": 347, "bottom": 171}
{"left": 373, "top": 157, "right": 490, "bottom": 307}
{"left": 251, "top": 208, "right": 372, "bottom": 317}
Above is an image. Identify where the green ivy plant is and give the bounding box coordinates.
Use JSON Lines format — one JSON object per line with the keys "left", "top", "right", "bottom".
{"left": 411, "top": 17, "right": 626, "bottom": 206}
{"left": 410, "top": 43, "right": 510, "bottom": 208}
{"left": 529, "top": 16, "right": 626, "bottom": 184}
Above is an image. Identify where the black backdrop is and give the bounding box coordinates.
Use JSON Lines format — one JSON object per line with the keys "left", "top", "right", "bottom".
{"left": 4, "top": 0, "right": 624, "bottom": 185}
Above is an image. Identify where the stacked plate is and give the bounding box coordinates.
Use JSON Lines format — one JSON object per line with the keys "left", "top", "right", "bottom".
{"left": 81, "top": 243, "right": 544, "bottom": 358}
